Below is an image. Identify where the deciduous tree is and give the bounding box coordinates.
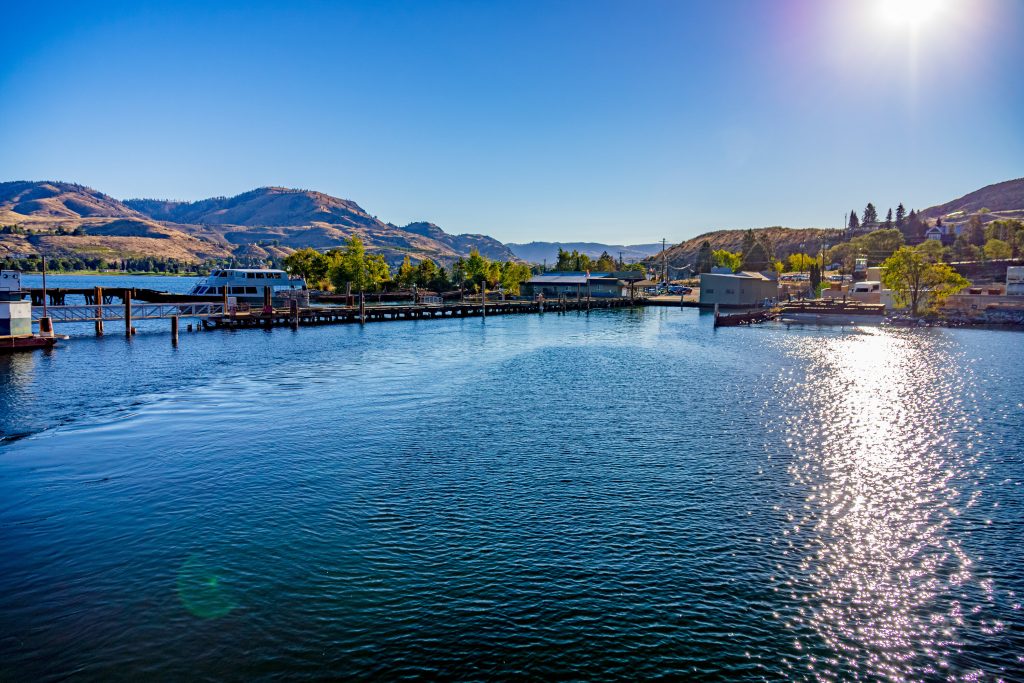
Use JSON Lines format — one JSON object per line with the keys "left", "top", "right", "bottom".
{"left": 881, "top": 247, "right": 968, "bottom": 316}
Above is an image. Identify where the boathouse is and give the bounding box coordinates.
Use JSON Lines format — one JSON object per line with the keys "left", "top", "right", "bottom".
{"left": 698, "top": 271, "right": 778, "bottom": 308}
{"left": 521, "top": 272, "right": 639, "bottom": 299}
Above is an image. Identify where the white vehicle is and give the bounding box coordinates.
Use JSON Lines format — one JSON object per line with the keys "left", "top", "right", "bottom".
{"left": 188, "top": 268, "right": 306, "bottom": 304}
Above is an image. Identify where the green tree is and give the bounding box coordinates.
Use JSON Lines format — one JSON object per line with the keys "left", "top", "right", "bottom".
{"left": 786, "top": 253, "right": 815, "bottom": 272}
{"left": 965, "top": 214, "right": 985, "bottom": 246}
{"left": 499, "top": 261, "right": 532, "bottom": 295}
{"left": 741, "top": 239, "right": 771, "bottom": 271}
{"left": 328, "top": 235, "right": 390, "bottom": 293}
{"left": 712, "top": 249, "right": 742, "bottom": 272}
{"left": 862, "top": 203, "right": 878, "bottom": 226}
{"left": 895, "top": 203, "right": 906, "bottom": 229}
{"left": 740, "top": 229, "right": 756, "bottom": 259}
{"left": 283, "top": 247, "right": 330, "bottom": 288}
{"left": 396, "top": 255, "right": 417, "bottom": 288}
{"left": 464, "top": 248, "right": 490, "bottom": 288}
{"left": 914, "top": 239, "right": 947, "bottom": 263}
{"left": 848, "top": 210, "right": 860, "bottom": 233}
{"left": 983, "top": 238, "right": 1012, "bottom": 260}
{"left": 881, "top": 247, "right": 968, "bottom": 316}
{"left": 415, "top": 259, "right": 438, "bottom": 288}
{"left": 555, "top": 248, "right": 571, "bottom": 271}
{"left": 856, "top": 228, "right": 904, "bottom": 265}
{"left": 951, "top": 233, "right": 979, "bottom": 262}
{"left": 594, "top": 251, "right": 617, "bottom": 272}
{"left": 883, "top": 208, "right": 893, "bottom": 230}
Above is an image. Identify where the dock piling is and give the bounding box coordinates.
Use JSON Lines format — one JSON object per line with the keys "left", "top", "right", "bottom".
{"left": 171, "top": 315, "right": 179, "bottom": 344}
{"left": 124, "top": 289, "right": 133, "bottom": 337}
{"left": 94, "top": 286, "right": 104, "bottom": 335}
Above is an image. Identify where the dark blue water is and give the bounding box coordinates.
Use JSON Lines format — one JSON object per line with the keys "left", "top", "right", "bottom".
{"left": 2, "top": 279, "right": 1022, "bottom": 680}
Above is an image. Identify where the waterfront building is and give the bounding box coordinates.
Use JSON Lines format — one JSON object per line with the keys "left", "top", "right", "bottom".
{"left": 698, "top": 271, "right": 778, "bottom": 308}
{"left": 521, "top": 271, "right": 643, "bottom": 299}
{"left": 0, "top": 271, "right": 31, "bottom": 337}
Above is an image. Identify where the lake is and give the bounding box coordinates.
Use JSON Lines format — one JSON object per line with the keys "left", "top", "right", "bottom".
{"left": 2, "top": 275, "right": 1022, "bottom": 680}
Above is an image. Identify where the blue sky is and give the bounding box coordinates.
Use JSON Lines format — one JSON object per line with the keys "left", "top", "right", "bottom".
{"left": 1, "top": 0, "right": 1021, "bottom": 243}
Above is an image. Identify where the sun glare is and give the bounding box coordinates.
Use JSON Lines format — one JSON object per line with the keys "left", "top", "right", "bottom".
{"left": 876, "top": 0, "right": 948, "bottom": 27}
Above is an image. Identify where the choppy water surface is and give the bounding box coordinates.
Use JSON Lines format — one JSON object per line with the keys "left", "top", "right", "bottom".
{"left": 1, "top": 288, "right": 1022, "bottom": 680}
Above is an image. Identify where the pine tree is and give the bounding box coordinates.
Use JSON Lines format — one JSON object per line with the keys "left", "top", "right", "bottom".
{"left": 862, "top": 203, "right": 878, "bottom": 226}
{"left": 741, "top": 229, "right": 756, "bottom": 260}
{"left": 895, "top": 203, "right": 906, "bottom": 229}
{"left": 883, "top": 208, "right": 893, "bottom": 230}
{"left": 695, "top": 241, "right": 714, "bottom": 273}
{"left": 848, "top": 210, "right": 860, "bottom": 233}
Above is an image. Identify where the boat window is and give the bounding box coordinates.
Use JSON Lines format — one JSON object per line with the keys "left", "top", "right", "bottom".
{"left": 246, "top": 286, "right": 257, "bottom": 294}
{"left": 255, "top": 273, "right": 264, "bottom": 279}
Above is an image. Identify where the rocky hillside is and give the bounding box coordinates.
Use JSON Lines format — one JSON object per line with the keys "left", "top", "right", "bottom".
{"left": 917, "top": 177, "right": 1024, "bottom": 220}
{"left": 652, "top": 227, "right": 842, "bottom": 269}
{"left": 0, "top": 182, "right": 515, "bottom": 265}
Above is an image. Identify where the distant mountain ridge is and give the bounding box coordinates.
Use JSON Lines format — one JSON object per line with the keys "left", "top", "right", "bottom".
{"left": 0, "top": 181, "right": 515, "bottom": 264}
{"left": 507, "top": 241, "right": 663, "bottom": 264}
{"left": 917, "top": 177, "right": 1024, "bottom": 222}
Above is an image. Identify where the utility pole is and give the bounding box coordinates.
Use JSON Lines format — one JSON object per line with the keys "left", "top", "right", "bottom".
{"left": 661, "top": 238, "right": 668, "bottom": 283}
{"left": 618, "top": 251, "right": 624, "bottom": 269}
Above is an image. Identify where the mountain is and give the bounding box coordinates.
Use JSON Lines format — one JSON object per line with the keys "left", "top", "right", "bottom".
{"left": 0, "top": 182, "right": 515, "bottom": 265}
{"left": 506, "top": 241, "right": 663, "bottom": 265}
{"left": 917, "top": 177, "right": 1024, "bottom": 223}
{"left": 0, "top": 181, "right": 143, "bottom": 220}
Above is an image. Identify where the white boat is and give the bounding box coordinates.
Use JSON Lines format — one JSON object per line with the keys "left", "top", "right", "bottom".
{"left": 188, "top": 268, "right": 306, "bottom": 304}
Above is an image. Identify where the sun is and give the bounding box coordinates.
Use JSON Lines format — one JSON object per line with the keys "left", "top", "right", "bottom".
{"left": 876, "top": 0, "right": 948, "bottom": 28}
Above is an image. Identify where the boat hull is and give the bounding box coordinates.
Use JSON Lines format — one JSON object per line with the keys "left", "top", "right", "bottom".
{"left": 0, "top": 335, "right": 59, "bottom": 353}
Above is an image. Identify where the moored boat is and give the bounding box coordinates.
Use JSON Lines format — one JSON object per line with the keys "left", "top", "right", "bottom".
{"left": 187, "top": 268, "right": 306, "bottom": 304}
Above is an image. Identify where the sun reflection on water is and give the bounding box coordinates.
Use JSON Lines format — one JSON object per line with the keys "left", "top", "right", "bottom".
{"left": 775, "top": 328, "right": 998, "bottom": 681}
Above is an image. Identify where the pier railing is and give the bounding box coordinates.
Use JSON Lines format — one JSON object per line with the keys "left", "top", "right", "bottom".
{"left": 32, "top": 303, "right": 225, "bottom": 323}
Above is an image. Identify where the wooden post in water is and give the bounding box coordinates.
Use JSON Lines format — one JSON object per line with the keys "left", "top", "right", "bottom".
{"left": 346, "top": 282, "right": 352, "bottom": 307}
{"left": 221, "top": 286, "right": 229, "bottom": 317}
{"left": 171, "top": 315, "right": 179, "bottom": 345}
{"left": 124, "top": 289, "right": 133, "bottom": 337}
{"left": 359, "top": 291, "right": 366, "bottom": 324}
{"left": 290, "top": 298, "right": 299, "bottom": 328}
{"left": 481, "top": 285, "right": 486, "bottom": 319}
{"left": 587, "top": 281, "right": 591, "bottom": 311}
{"left": 94, "top": 286, "right": 104, "bottom": 335}
{"left": 263, "top": 285, "right": 272, "bottom": 312}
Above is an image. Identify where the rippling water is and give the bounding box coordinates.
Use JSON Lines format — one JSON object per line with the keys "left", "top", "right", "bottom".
{"left": 1, "top": 286, "right": 1022, "bottom": 680}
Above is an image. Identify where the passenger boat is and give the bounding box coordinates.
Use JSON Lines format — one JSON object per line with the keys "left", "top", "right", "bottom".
{"left": 188, "top": 268, "right": 306, "bottom": 304}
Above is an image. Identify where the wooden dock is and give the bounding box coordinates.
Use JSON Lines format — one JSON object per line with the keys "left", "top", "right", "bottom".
{"left": 204, "top": 297, "right": 636, "bottom": 330}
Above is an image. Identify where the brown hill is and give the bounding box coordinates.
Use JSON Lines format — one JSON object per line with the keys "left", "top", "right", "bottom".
{"left": 1, "top": 181, "right": 517, "bottom": 265}
{"left": 0, "top": 181, "right": 143, "bottom": 223}
{"left": 652, "top": 227, "right": 842, "bottom": 269}
{"left": 917, "top": 177, "right": 1024, "bottom": 220}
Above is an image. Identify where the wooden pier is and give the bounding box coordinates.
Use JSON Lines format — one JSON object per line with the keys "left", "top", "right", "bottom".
{"left": 29, "top": 295, "right": 639, "bottom": 339}
{"left": 204, "top": 297, "right": 636, "bottom": 330}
